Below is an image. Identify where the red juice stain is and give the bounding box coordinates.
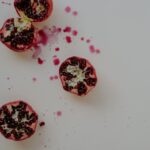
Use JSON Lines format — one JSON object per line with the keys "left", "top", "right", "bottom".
{"left": 38, "top": 57, "right": 44, "bottom": 65}
{"left": 72, "top": 30, "right": 78, "bottom": 36}
{"left": 54, "top": 75, "right": 58, "bottom": 80}
{"left": 65, "top": 6, "right": 71, "bottom": 13}
{"left": 39, "top": 121, "right": 45, "bottom": 127}
{"left": 89, "top": 45, "right": 95, "bottom": 53}
{"left": 50, "top": 76, "right": 54, "bottom": 80}
{"left": 56, "top": 111, "right": 62, "bottom": 117}
{"left": 65, "top": 36, "right": 72, "bottom": 43}
{"left": 55, "top": 47, "right": 60, "bottom": 51}
{"left": 38, "top": 29, "right": 48, "bottom": 45}
{"left": 53, "top": 58, "right": 60, "bottom": 66}
{"left": 63, "top": 26, "right": 71, "bottom": 33}
{"left": 72, "top": 11, "right": 78, "bottom": 16}
{"left": 96, "top": 49, "right": 101, "bottom": 54}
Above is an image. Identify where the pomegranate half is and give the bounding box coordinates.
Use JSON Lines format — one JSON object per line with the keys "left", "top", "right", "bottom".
{"left": 14, "top": 0, "right": 53, "bottom": 22}
{"left": 0, "top": 18, "right": 35, "bottom": 52}
{"left": 59, "top": 56, "right": 98, "bottom": 96}
{"left": 0, "top": 100, "right": 38, "bottom": 141}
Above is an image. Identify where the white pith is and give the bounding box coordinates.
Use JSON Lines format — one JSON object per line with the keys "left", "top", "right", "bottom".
{"left": 66, "top": 65, "right": 86, "bottom": 87}
{"left": 14, "top": 18, "right": 31, "bottom": 32}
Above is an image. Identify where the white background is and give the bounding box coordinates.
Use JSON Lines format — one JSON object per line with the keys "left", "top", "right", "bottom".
{"left": 0, "top": 0, "right": 150, "bottom": 150}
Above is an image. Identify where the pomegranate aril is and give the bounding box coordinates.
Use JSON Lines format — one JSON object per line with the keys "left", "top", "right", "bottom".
{"left": 85, "top": 67, "right": 93, "bottom": 76}
{"left": 85, "top": 78, "right": 97, "bottom": 86}
{"left": 3, "top": 130, "right": 11, "bottom": 138}
{"left": 77, "top": 82, "right": 87, "bottom": 95}
{"left": 64, "top": 84, "right": 73, "bottom": 91}
{"left": 14, "top": 0, "right": 31, "bottom": 10}
{"left": 18, "top": 111, "right": 26, "bottom": 120}
{"left": 79, "top": 58, "right": 86, "bottom": 69}
{"left": 24, "top": 127, "right": 33, "bottom": 136}
{"left": 39, "top": 121, "right": 45, "bottom": 127}
{"left": 0, "top": 119, "right": 4, "bottom": 125}
{"left": 12, "top": 130, "right": 23, "bottom": 140}
{"left": 70, "top": 57, "right": 79, "bottom": 65}
{"left": 17, "top": 123, "right": 25, "bottom": 130}
{"left": 2, "top": 106, "right": 10, "bottom": 115}
{"left": 65, "top": 73, "right": 75, "bottom": 80}
{"left": 59, "top": 62, "right": 70, "bottom": 74}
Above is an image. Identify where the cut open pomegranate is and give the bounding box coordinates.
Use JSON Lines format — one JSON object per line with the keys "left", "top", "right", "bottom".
{"left": 59, "top": 56, "right": 98, "bottom": 96}
{"left": 0, "top": 18, "right": 35, "bottom": 52}
{"left": 14, "top": 0, "right": 53, "bottom": 22}
{"left": 0, "top": 100, "right": 38, "bottom": 141}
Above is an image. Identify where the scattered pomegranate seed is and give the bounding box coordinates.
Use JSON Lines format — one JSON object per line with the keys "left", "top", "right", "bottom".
{"left": 63, "top": 26, "right": 71, "bottom": 33}
{"left": 56, "top": 111, "right": 62, "bottom": 117}
{"left": 55, "top": 47, "right": 60, "bottom": 51}
{"left": 86, "top": 39, "right": 91, "bottom": 43}
{"left": 89, "top": 45, "right": 95, "bottom": 53}
{"left": 65, "top": 6, "right": 71, "bottom": 13}
{"left": 81, "top": 37, "right": 84, "bottom": 41}
{"left": 72, "top": 11, "right": 78, "bottom": 16}
{"left": 72, "top": 30, "right": 78, "bottom": 36}
{"left": 38, "top": 57, "right": 44, "bottom": 65}
{"left": 65, "top": 36, "right": 72, "bottom": 43}
{"left": 39, "top": 121, "right": 45, "bottom": 127}
{"left": 53, "top": 58, "right": 60, "bottom": 66}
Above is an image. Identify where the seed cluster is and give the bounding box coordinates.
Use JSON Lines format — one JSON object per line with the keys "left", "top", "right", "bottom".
{"left": 15, "top": 0, "right": 49, "bottom": 20}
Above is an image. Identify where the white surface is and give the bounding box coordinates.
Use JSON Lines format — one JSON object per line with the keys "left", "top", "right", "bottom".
{"left": 0, "top": 0, "right": 150, "bottom": 150}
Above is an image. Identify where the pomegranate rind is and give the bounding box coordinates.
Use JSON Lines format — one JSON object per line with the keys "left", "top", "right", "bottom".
{"left": 0, "top": 18, "right": 36, "bottom": 52}
{"left": 0, "top": 100, "right": 38, "bottom": 141}
{"left": 59, "top": 56, "right": 98, "bottom": 96}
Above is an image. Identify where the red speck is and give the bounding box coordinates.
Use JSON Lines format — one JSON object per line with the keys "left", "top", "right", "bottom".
{"left": 54, "top": 75, "right": 58, "bottom": 80}
{"left": 86, "top": 39, "right": 91, "bottom": 43}
{"left": 39, "top": 121, "right": 45, "bottom": 127}
{"left": 63, "top": 26, "right": 71, "bottom": 33}
{"left": 65, "top": 6, "right": 71, "bottom": 13}
{"left": 81, "top": 37, "right": 84, "bottom": 41}
{"left": 89, "top": 45, "right": 95, "bottom": 53}
{"left": 6, "top": 77, "right": 10, "bottom": 80}
{"left": 32, "top": 77, "right": 37, "bottom": 82}
{"left": 55, "top": 47, "right": 60, "bottom": 51}
{"left": 38, "top": 57, "right": 44, "bottom": 65}
{"left": 72, "top": 30, "right": 78, "bottom": 36}
{"left": 53, "top": 58, "right": 60, "bottom": 66}
{"left": 65, "top": 36, "right": 72, "bottom": 43}
{"left": 56, "top": 111, "right": 62, "bottom": 117}
{"left": 50, "top": 76, "right": 54, "bottom": 80}
{"left": 72, "top": 11, "right": 78, "bottom": 16}
{"left": 96, "top": 49, "right": 101, "bottom": 54}
{"left": 57, "top": 27, "right": 62, "bottom": 32}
